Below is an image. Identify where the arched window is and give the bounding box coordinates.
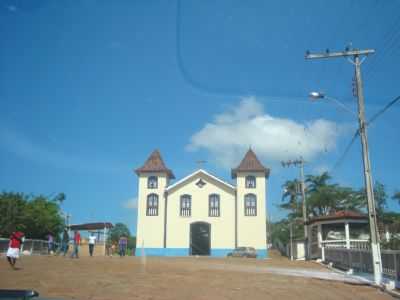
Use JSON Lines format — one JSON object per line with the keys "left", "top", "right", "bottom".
{"left": 180, "top": 194, "right": 191, "bottom": 217}
{"left": 209, "top": 194, "right": 220, "bottom": 217}
{"left": 245, "top": 175, "right": 256, "bottom": 188}
{"left": 146, "top": 194, "right": 159, "bottom": 216}
{"left": 147, "top": 176, "right": 158, "bottom": 189}
{"left": 244, "top": 193, "right": 257, "bottom": 216}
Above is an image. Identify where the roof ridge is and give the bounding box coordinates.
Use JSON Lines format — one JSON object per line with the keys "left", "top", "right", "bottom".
{"left": 231, "top": 149, "right": 270, "bottom": 178}
{"left": 166, "top": 169, "right": 235, "bottom": 192}
{"left": 135, "top": 149, "right": 175, "bottom": 179}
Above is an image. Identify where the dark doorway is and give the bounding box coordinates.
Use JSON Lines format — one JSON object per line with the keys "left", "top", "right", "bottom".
{"left": 190, "top": 222, "right": 211, "bottom": 256}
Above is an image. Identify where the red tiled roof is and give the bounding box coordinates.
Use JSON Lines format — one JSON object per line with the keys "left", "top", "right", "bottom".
{"left": 306, "top": 210, "right": 367, "bottom": 225}
{"left": 135, "top": 149, "right": 175, "bottom": 179}
{"left": 231, "top": 149, "right": 270, "bottom": 178}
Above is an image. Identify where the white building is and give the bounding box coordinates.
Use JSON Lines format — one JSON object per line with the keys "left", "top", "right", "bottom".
{"left": 134, "top": 149, "right": 270, "bottom": 258}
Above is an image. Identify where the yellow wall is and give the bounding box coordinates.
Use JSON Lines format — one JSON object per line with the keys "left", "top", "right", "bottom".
{"left": 136, "top": 169, "right": 267, "bottom": 251}
{"left": 166, "top": 172, "right": 236, "bottom": 249}
{"left": 136, "top": 172, "right": 169, "bottom": 248}
{"left": 236, "top": 172, "right": 267, "bottom": 249}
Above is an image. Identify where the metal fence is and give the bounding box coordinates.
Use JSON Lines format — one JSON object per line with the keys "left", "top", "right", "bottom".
{"left": 0, "top": 238, "right": 60, "bottom": 256}
{"left": 324, "top": 247, "right": 400, "bottom": 287}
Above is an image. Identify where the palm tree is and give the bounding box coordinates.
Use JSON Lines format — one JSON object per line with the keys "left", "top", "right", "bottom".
{"left": 393, "top": 191, "right": 400, "bottom": 205}
{"left": 305, "top": 172, "right": 331, "bottom": 193}
{"left": 281, "top": 179, "right": 302, "bottom": 219}
{"left": 304, "top": 172, "right": 361, "bottom": 216}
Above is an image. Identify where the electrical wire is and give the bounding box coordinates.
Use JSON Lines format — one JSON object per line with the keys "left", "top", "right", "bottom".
{"left": 367, "top": 95, "right": 400, "bottom": 126}
{"left": 364, "top": 14, "right": 400, "bottom": 79}
{"left": 330, "top": 94, "right": 400, "bottom": 173}
{"left": 330, "top": 129, "right": 360, "bottom": 173}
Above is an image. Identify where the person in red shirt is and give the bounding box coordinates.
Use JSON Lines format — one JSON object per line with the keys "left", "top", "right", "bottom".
{"left": 6, "top": 231, "right": 25, "bottom": 269}
{"left": 70, "top": 231, "right": 81, "bottom": 258}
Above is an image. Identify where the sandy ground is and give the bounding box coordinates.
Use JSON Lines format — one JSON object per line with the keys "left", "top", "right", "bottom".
{"left": 0, "top": 251, "right": 392, "bottom": 300}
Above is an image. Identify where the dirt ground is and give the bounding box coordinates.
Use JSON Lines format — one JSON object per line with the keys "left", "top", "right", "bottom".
{"left": 0, "top": 251, "right": 393, "bottom": 300}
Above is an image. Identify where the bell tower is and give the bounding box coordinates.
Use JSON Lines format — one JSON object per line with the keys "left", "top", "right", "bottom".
{"left": 135, "top": 150, "right": 175, "bottom": 255}
{"left": 232, "top": 149, "right": 270, "bottom": 258}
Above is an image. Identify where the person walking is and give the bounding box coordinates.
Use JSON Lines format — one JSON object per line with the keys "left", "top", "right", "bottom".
{"left": 6, "top": 230, "right": 25, "bottom": 269}
{"left": 61, "top": 229, "right": 69, "bottom": 256}
{"left": 111, "top": 243, "right": 116, "bottom": 257}
{"left": 106, "top": 239, "right": 112, "bottom": 256}
{"left": 118, "top": 235, "right": 128, "bottom": 257}
{"left": 70, "top": 231, "right": 81, "bottom": 259}
{"left": 47, "top": 233, "right": 54, "bottom": 255}
{"left": 88, "top": 233, "right": 96, "bottom": 257}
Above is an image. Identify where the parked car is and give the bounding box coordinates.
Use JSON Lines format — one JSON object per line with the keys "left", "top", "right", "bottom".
{"left": 227, "top": 247, "right": 257, "bottom": 258}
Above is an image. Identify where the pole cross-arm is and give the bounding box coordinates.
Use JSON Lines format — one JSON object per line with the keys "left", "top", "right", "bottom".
{"left": 305, "top": 49, "right": 375, "bottom": 60}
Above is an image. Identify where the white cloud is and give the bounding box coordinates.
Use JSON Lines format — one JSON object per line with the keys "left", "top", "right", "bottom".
{"left": 187, "top": 96, "right": 344, "bottom": 168}
{"left": 123, "top": 197, "right": 138, "bottom": 210}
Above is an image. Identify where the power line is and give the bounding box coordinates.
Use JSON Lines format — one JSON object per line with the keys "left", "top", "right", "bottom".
{"left": 331, "top": 129, "right": 360, "bottom": 173}
{"left": 329, "top": 94, "right": 400, "bottom": 174}
{"left": 364, "top": 14, "right": 400, "bottom": 79}
{"left": 367, "top": 95, "right": 400, "bottom": 126}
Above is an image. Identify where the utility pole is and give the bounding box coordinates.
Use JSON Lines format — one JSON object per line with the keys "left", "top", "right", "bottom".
{"left": 281, "top": 158, "right": 308, "bottom": 241}
{"left": 305, "top": 47, "right": 382, "bottom": 285}
{"left": 289, "top": 221, "right": 294, "bottom": 261}
{"left": 281, "top": 156, "right": 309, "bottom": 259}
{"left": 63, "top": 213, "right": 71, "bottom": 230}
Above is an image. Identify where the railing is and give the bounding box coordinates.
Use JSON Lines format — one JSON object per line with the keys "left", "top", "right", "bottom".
{"left": 321, "top": 239, "right": 370, "bottom": 250}
{"left": 0, "top": 238, "right": 61, "bottom": 256}
{"left": 323, "top": 247, "right": 400, "bottom": 288}
{"left": 322, "top": 240, "right": 347, "bottom": 248}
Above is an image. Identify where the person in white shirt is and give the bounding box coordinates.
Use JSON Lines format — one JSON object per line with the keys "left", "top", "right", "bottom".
{"left": 88, "top": 233, "right": 96, "bottom": 257}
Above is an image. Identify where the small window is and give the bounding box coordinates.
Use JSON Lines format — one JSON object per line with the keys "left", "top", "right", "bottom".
{"left": 245, "top": 176, "right": 256, "bottom": 188}
{"left": 147, "top": 176, "right": 158, "bottom": 189}
{"left": 209, "top": 194, "right": 220, "bottom": 217}
{"left": 244, "top": 194, "right": 257, "bottom": 216}
{"left": 146, "top": 194, "right": 159, "bottom": 216}
{"left": 180, "top": 195, "right": 191, "bottom": 217}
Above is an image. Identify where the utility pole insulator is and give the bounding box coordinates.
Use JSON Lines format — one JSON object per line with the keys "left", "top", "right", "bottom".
{"left": 352, "top": 76, "right": 358, "bottom": 98}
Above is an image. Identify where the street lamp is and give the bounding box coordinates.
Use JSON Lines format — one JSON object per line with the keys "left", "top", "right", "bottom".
{"left": 308, "top": 90, "right": 383, "bottom": 285}
{"left": 308, "top": 92, "right": 357, "bottom": 117}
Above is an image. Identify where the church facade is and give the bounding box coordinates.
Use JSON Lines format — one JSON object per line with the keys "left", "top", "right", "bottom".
{"left": 134, "top": 149, "right": 270, "bottom": 258}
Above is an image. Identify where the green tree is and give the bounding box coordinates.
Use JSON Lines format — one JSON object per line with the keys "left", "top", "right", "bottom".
{"left": 0, "top": 192, "right": 65, "bottom": 238}
{"left": 0, "top": 192, "right": 28, "bottom": 236}
{"left": 373, "top": 181, "right": 387, "bottom": 215}
{"left": 303, "top": 172, "right": 364, "bottom": 217}
{"left": 108, "top": 223, "right": 130, "bottom": 244}
{"left": 128, "top": 236, "right": 136, "bottom": 250}
{"left": 392, "top": 191, "right": 400, "bottom": 205}
{"left": 306, "top": 172, "right": 331, "bottom": 193}
{"left": 355, "top": 181, "right": 388, "bottom": 215}
{"left": 24, "top": 196, "right": 64, "bottom": 238}
{"left": 280, "top": 179, "right": 302, "bottom": 219}
{"left": 108, "top": 222, "right": 136, "bottom": 253}
{"left": 305, "top": 172, "right": 341, "bottom": 216}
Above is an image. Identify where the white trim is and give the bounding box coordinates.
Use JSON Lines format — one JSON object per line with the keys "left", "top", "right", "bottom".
{"left": 166, "top": 169, "right": 236, "bottom": 192}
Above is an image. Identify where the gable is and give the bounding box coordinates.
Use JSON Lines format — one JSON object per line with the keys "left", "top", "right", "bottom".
{"left": 166, "top": 169, "right": 236, "bottom": 196}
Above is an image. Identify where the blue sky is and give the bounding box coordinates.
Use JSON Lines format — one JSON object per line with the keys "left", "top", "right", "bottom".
{"left": 1, "top": 0, "right": 399, "bottom": 234}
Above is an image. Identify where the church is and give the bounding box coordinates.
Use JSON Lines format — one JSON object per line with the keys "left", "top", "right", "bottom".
{"left": 134, "top": 149, "right": 270, "bottom": 258}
